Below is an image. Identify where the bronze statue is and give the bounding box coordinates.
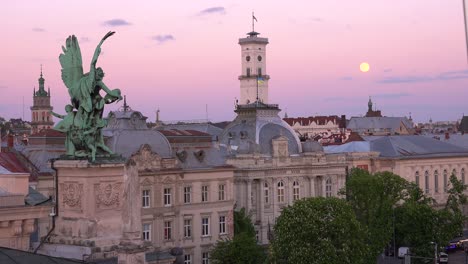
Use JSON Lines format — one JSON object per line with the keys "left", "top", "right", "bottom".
{"left": 54, "top": 32, "right": 122, "bottom": 161}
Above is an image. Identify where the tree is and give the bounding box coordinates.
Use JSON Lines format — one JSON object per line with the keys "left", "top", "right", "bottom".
{"left": 210, "top": 232, "right": 266, "bottom": 264}
{"left": 394, "top": 174, "right": 467, "bottom": 263}
{"left": 271, "top": 197, "right": 368, "bottom": 264}
{"left": 210, "top": 208, "right": 266, "bottom": 264}
{"left": 233, "top": 207, "right": 255, "bottom": 236}
{"left": 342, "top": 169, "right": 407, "bottom": 262}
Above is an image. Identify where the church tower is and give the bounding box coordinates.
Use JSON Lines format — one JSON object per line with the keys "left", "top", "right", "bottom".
{"left": 238, "top": 17, "right": 270, "bottom": 104}
{"left": 30, "top": 66, "right": 54, "bottom": 134}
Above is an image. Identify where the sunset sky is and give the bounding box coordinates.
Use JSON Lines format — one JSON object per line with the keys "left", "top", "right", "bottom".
{"left": 1, "top": 0, "right": 467, "bottom": 123}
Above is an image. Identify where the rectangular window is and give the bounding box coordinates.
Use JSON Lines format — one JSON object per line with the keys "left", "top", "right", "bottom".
{"left": 277, "top": 188, "right": 284, "bottom": 203}
{"left": 257, "top": 67, "right": 262, "bottom": 76}
{"left": 142, "top": 223, "right": 151, "bottom": 241}
{"left": 184, "top": 219, "right": 192, "bottom": 238}
{"left": 142, "top": 190, "right": 150, "bottom": 208}
{"left": 184, "top": 254, "right": 192, "bottom": 264}
{"left": 164, "top": 221, "right": 172, "bottom": 240}
{"left": 184, "top": 186, "right": 192, "bottom": 204}
{"left": 218, "top": 184, "right": 225, "bottom": 201}
{"left": 202, "top": 252, "right": 210, "bottom": 264}
{"left": 246, "top": 68, "right": 251, "bottom": 77}
{"left": 219, "top": 216, "right": 226, "bottom": 235}
{"left": 202, "top": 217, "right": 210, "bottom": 236}
{"left": 164, "top": 188, "right": 171, "bottom": 206}
{"left": 202, "top": 185, "right": 209, "bottom": 202}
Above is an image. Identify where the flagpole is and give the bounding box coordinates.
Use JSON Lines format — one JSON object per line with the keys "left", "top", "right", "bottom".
{"left": 252, "top": 12, "right": 255, "bottom": 32}
{"left": 463, "top": 0, "right": 468, "bottom": 63}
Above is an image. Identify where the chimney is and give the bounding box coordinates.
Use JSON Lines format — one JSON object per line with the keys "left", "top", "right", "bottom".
{"left": 8, "top": 134, "right": 14, "bottom": 148}
{"left": 339, "top": 115, "right": 347, "bottom": 129}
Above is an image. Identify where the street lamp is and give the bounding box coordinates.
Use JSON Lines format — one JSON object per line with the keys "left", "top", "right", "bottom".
{"left": 430, "top": 242, "right": 438, "bottom": 264}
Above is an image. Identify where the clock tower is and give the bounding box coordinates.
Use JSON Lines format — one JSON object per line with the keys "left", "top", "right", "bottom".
{"left": 238, "top": 28, "right": 270, "bottom": 104}
{"left": 30, "top": 66, "right": 54, "bottom": 134}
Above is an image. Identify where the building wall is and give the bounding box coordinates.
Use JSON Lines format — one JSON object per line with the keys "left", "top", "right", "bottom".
{"left": 228, "top": 151, "right": 347, "bottom": 245}
{"left": 139, "top": 166, "right": 235, "bottom": 263}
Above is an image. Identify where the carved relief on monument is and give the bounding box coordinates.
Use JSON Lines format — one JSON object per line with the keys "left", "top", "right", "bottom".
{"left": 94, "top": 182, "right": 122, "bottom": 209}
{"left": 129, "top": 144, "right": 162, "bottom": 171}
{"left": 61, "top": 182, "right": 83, "bottom": 210}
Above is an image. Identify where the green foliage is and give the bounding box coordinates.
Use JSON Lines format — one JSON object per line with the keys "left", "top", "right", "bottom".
{"left": 343, "top": 169, "right": 407, "bottom": 262}
{"left": 210, "top": 208, "right": 265, "bottom": 264}
{"left": 271, "top": 197, "right": 368, "bottom": 264}
{"left": 394, "top": 173, "right": 467, "bottom": 263}
{"left": 234, "top": 207, "right": 255, "bottom": 236}
{"left": 210, "top": 233, "right": 266, "bottom": 264}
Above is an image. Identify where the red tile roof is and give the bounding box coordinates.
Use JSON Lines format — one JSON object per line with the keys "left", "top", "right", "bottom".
{"left": 158, "top": 129, "right": 211, "bottom": 137}
{"left": 0, "top": 152, "right": 29, "bottom": 173}
{"left": 30, "top": 129, "right": 65, "bottom": 138}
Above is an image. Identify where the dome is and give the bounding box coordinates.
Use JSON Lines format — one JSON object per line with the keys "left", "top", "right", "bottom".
{"left": 220, "top": 103, "right": 301, "bottom": 156}
{"left": 103, "top": 110, "right": 172, "bottom": 158}
{"left": 302, "top": 140, "right": 324, "bottom": 153}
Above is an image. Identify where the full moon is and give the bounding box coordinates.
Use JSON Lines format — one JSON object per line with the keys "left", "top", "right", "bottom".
{"left": 360, "top": 62, "right": 370, "bottom": 72}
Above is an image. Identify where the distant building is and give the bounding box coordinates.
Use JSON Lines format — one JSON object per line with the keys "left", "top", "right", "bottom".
{"left": 347, "top": 116, "right": 415, "bottom": 136}
{"left": 283, "top": 115, "right": 347, "bottom": 141}
{"left": 459, "top": 116, "right": 468, "bottom": 134}
{"left": 325, "top": 135, "right": 468, "bottom": 207}
{"left": 30, "top": 68, "right": 53, "bottom": 134}
{"left": 365, "top": 97, "right": 382, "bottom": 117}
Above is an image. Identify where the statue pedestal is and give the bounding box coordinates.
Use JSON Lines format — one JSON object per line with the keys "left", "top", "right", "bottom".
{"left": 45, "top": 159, "right": 144, "bottom": 260}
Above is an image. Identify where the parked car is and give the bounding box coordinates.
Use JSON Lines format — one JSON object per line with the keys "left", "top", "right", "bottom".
{"left": 439, "top": 252, "right": 448, "bottom": 263}
{"left": 398, "top": 247, "right": 410, "bottom": 259}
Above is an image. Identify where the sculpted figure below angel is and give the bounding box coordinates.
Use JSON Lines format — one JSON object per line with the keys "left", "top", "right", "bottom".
{"left": 54, "top": 31, "right": 122, "bottom": 161}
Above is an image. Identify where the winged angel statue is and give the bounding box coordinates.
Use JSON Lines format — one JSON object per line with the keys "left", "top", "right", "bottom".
{"left": 53, "top": 32, "right": 122, "bottom": 161}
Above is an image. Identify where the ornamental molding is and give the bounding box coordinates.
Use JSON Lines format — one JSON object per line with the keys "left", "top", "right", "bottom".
{"left": 61, "top": 182, "right": 83, "bottom": 209}
{"left": 94, "top": 182, "right": 122, "bottom": 209}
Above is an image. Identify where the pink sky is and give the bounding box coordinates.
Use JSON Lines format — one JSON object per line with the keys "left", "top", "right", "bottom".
{"left": 1, "top": 0, "right": 467, "bottom": 123}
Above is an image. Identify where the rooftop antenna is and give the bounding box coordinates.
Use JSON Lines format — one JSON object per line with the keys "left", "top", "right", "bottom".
{"left": 205, "top": 104, "right": 209, "bottom": 121}
{"left": 122, "top": 95, "right": 130, "bottom": 112}
{"left": 22, "top": 96, "right": 24, "bottom": 120}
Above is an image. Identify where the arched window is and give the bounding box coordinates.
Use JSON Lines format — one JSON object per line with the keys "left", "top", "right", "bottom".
{"left": 325, "top": 178, "right": 332, "bottom": 197}
{"left": 443, "top": 169, "right": 448, "bottom": 192}
{"left": 264, "top": 182, "right": 269, "bottom": 204}
{"left": 462, "top": 168, "right": 466, "bottom": 185}
{"left": 434, "top": 170, "right": 439, "bottom": 193}
{"left": 452, "top": 169, "right": 457, "bottom": 178}
{"left": 277, "top": 181, "right": 284, "bottom": 203}
{"left": 415, "top": 171, "right": 420, "bottom": 187}
{"left": 424, "top": 171, "right": 429, "bottom": 194}
{"left": 293, "top": 181, "right": 300, "bottom": 201}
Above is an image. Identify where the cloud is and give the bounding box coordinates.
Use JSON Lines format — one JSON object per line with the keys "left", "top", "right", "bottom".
{"left": 378, "top": 70, "right": 468, "bottom": 84}
{"left": 197, "top": 7, "right": 226, "bottom": 16}
{"left": 339, "top": 76, "right": 353, "bottom": 81}
{"left": 102, "top": 19, "right": 132, "bottom": 27}
{"left": 310, "top": 17, "right": 324, "bottom": 22}
{"left": 152, "top": 34, "right": 175, "bottom": 45}
{"left": 80, "top": 37, "right": 91, "bottom": 43}
{"left": 32, "top": 28, "right": 45, "bottom": 32}
{"left": 324, "top": 96, "right": 346, "bottom": 102}
{"left": 373, "top": 92, "right": 412, "bottom": 99}
{"left": 383, "top": 68, "right": 393, "bottom": 73}
{"left": 0, "top": 85, "right": 7, "bottom": 89}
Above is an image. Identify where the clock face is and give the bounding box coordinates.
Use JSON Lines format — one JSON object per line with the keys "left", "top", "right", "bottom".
{"left": 246, "top": 56, "right": 251, "bottom": 62}
{"left": 257, "top": 55, "right": 262, "bottom": 61}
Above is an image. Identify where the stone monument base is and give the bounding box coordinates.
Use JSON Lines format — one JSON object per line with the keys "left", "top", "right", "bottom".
{"left": 40, "top": 159, "right": 144, "bottom": 262}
